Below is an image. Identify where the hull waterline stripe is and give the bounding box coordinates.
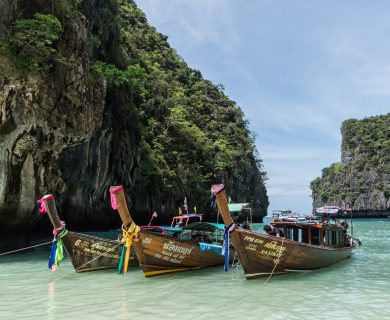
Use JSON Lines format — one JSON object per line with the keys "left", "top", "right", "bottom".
{"left": 143, "top": 267, "right": 197, "bottom": 277}
{"left": 284, "top": 269, "right": 314, "bottom": 272}
{"left": 246, "top": 271, "right": 287, "bottom": 278}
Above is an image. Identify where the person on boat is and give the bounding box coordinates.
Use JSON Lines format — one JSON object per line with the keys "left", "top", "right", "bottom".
{"left": 263, "top": 225, "right": 284, "bottom": 237}
{"left": 240, "top": 220, "right": 251, "bottom": 230}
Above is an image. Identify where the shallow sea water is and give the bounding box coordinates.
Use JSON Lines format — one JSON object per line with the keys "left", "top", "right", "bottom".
{"left": 0, "top": 219, "right": 389, "bottom": 320}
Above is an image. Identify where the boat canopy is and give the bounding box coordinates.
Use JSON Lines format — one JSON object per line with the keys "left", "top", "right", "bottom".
{"left": 170, "top": 213, "right": 203, "bottom": 227}
{"left": 220, "top": 203, "right": 252, "bottom": 225}
{"left": 183, "top": 222, "right": 225, "bottom": 231}
{"left": 271, "top": 220, "right": 347, "bottom": 231}
{"left": 228, "top": 203, "right": 250, "bottom": 213}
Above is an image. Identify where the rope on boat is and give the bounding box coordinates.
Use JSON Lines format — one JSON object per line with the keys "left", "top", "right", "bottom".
{"left": 0, "top": 241, "right": 53, "bottom": 256}
{"left": 74, "top": 240, "right": 123, "bottom": 272}
{"left": 231, "top": 251, "right": 240, "bottom": 269}
{"left": 264, "top": 236, "right": 285, "bottom": 285}
{"left": 50, "top": 240, "right": 124, "bottom": 283}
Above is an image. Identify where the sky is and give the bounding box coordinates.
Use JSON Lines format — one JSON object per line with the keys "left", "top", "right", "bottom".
{"left": 134, "top": 0, "right": 390, "bottom": 214}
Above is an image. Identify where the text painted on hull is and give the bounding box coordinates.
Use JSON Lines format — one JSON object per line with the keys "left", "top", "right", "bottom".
{"left": 73, "top": 239, "right": 121, "bottom": 259}
{"left": 243, "top": 236, "right": 287, "bottom": 261}
{"left": 150, "top": 240, "right": 195, "bottom": 264}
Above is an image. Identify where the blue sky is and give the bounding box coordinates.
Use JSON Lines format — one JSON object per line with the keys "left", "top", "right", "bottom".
{"left": 135, "top": 0, "right": 390, "bottom": 214}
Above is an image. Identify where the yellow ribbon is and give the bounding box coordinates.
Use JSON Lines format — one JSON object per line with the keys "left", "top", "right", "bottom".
{"left": 121, "top": 222, "right": 139, "bottom": 274}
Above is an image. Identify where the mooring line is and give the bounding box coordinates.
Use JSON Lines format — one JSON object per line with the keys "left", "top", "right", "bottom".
{"left": 51, "top": 240, "right": 123, "bottom": 282}
{"left": 264, "top": 236, "right": 285, "bottom": 284}
{"left": 0, "top": 241, "right": 53, "bottom": 256}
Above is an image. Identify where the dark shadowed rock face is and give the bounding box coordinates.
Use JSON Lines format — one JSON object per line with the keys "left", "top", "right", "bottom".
{"left": 0, "top": 0, "right": 268, "bottom": 251}
{"left": 0, "top": 0, "right": 139, "bottom": 250}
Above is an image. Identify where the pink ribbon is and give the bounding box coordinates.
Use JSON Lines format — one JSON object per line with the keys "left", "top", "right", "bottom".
{"left": 53, "top": 221, "right": 66, "bottom": 235}
{"left": 37, "top": 194, "right": 54, "bottom": 214}
{"left": 109, "top": 186, "right": 124, "bottom": 210}
{"left": 211, "top": 184, "right": 225, "bottom": 196}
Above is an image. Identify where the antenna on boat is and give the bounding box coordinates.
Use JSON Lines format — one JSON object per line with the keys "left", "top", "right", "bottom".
{"left": 184, "top": 197, "right": 188, "bottom": 214}
{"left": 148, "top": 211, "right": 158, "bottom": 226}
{"left": 350, "top": 208, "right": 353, "bottom": 237}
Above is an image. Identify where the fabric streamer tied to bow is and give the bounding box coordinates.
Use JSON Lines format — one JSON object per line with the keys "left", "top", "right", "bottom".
{"left": 118, "top": 223, "right": 140, "bottom": 275}
{"left": 222, "top": 223, "right": 236, "bottom": 271}
{"left": 48, "top": 223, "right": 68, "bottom": 272}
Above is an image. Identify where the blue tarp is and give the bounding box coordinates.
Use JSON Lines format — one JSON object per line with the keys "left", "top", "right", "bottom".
{"left": 199, "top": 242, "right": 223, "bottom": 256}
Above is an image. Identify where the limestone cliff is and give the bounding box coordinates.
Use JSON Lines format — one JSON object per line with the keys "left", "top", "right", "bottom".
{"left": 0, "top": 0, "right": 139, "bottom": 250}
{"left": 0, "top": 0, "right": 268, "bottom": 250}
{"left": 311, "top": 114, "right": 390, "bottom": 217}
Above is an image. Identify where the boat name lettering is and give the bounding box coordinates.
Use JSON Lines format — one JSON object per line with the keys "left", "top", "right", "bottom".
{"left": 264, "top": 241, "right": 286, "bottom": 253}
{"left": 260, "top": 249, "right": 283, "bottom": 258}
{"left": 162, "top": 242, "right": 194, "bottom": 255}
{"left": 91, "top": 243, "right": 113, "bottom": 252}
{"left": 243, "top": 236, "right": 264, "bottom": 244}
{"left": 245, "top": 244, "right": 258, "bottom": 251}
{"left": 83, "top": 247, "right": 120, "bottom": 259}
{"left": 142, "top": 237, "right": 152, "bottom": 245}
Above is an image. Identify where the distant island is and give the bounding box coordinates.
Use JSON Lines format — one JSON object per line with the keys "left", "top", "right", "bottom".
{"left": 311, "top": 113, "right": 390, "bottom": 217}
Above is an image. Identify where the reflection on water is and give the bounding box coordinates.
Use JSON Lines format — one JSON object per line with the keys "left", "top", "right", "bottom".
{"left": 0, "top": 220, "right": 389, "bottom": 319}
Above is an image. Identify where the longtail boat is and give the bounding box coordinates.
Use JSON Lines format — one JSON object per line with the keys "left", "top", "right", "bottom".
{"left": 38, "top": 194, "right": 137, "bottom": 272}
{"left": 110, "top": 186, "right": 233, "bottom": 277}
{"left": 211, "top": 184, "right": 357, "bottom": 279}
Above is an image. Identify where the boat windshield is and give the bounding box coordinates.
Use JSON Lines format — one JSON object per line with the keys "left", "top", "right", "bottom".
{"left": 179, "top": 222, "right": 224, "bottom": 244}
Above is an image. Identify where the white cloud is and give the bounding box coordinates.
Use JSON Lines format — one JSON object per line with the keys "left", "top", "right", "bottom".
{"left": 133, "top": 0, "right": 390, "bottom": 214}
{"left": 135, "top": 0, "right": 239, "bottom": 52}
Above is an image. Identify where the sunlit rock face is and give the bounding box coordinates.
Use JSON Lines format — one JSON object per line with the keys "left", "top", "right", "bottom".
{"left": 311, "top": 114, "right": 390, "bottom": 217}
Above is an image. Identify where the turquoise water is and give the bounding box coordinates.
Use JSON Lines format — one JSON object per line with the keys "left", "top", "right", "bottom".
{"left": 0, "top": 219, "right": 389, "bottom": 320}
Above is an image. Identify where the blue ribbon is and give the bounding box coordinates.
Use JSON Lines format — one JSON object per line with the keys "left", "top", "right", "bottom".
{"left": 48, "top": 240, "right": 57, "bottom": 270}
{"left": 223, "top": 223, "right": 235, "bottom": 271}
{"left": 210, "top": 196, "right": 216, "bottom": 208}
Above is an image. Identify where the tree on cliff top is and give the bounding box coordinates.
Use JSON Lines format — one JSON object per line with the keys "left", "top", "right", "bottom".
{"left": 6, "top": 13, "right": 65, "bottom": 74}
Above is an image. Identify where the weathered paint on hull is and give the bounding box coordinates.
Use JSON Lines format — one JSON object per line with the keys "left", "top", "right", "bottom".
{"left": 133, "top": 231, "right": 231, "bottom": 277}
{"left": 231, "top": 230, "right": 353, "bottom": 279}
{"left": 63, "top": 231, "right": 137, "bottom": 272}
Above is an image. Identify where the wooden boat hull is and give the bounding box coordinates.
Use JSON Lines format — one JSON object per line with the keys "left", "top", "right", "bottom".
{"left": 62, "top": 231, "right": 137, "bottom": 272}
{"left": 231, "top": 229, "right": 353, "bottom": 279}
{"left": 133, "top": 231, "right": 232, "bottom": 277}
{"left": 40, "top": 194, "right": 138, "bottom": 272}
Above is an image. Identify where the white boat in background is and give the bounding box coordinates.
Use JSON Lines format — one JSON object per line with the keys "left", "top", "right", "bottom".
{"left": 315, "top": 206, "right": 340, "bottom": 216}
{"left": 262, "top": 209, "right": 305, "bottom": 224}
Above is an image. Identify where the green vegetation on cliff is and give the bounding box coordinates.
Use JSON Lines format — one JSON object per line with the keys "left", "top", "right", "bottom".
{"left": 0, "top": 13, "right": 64, "bottom": 75}
{"left": 108, "top": 1, "right": 267, "bottom": 211}
{"left": 311, "top": 113, "right": 390, "bottom": 212}
{"left": 0, "top": 0, "right": 268, "bottom": 218}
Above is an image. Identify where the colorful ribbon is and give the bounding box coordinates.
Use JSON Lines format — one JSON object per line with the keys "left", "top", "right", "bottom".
{"left": 222, "top": 223, "right": 236, "bottom": 272}
{"left": 48, "top": 225, "right": 68, "bottom": 272}
{"left": 118, "top": 223, "right": 139, "bottom": 275}
{"left": 37, "top": 194, "right": 54, "bottom": 214}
